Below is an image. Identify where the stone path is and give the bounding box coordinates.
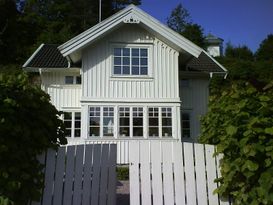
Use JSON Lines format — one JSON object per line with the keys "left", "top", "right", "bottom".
{"left": 116, "top": 180, "right": 130, "bottom": 205}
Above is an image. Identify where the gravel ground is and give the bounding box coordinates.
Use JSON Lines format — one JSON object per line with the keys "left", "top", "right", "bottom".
{"left": 116, "top": 180, "right": 130, "bottom": 205}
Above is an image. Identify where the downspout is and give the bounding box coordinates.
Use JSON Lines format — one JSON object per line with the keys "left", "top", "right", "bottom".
{"left": 39, "top": 68, "right": 44, "bottom": 90}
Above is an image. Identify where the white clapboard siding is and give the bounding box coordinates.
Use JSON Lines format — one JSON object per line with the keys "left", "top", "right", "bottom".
{"left": 32, "top": 144, "right": 117, "bottom": 205}
{"left": 129, "top": 141, "right": 232, "bottom": 205}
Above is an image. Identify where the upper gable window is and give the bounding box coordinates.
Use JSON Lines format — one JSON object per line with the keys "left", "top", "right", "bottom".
{"left": 113, "top": 47, "right": 148, "bottom": 76}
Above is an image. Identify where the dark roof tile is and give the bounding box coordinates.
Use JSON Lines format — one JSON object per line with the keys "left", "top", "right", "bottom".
{"left": 186, "top": 52, "right": 225, "bottom": 73}
{"left": 25, "top": 44, "right": 68, "bottom": 68}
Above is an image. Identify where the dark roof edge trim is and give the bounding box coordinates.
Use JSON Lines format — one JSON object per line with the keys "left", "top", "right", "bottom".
{"left": 22, "top": 44, "right": 45, "bottom": 68}
{"left": 23, "top": 67, "right": 81, "bottom": 72}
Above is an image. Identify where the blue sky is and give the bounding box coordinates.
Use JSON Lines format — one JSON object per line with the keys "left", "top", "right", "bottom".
{"left": 140, "top": 0, "right": 273, "bottom": 52}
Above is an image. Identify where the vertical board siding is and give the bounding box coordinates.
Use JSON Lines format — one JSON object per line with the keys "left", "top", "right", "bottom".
{"left": 180, "top": 78, "right": 209, "bottom": 141}
{"left": 33, "top": 144, "right": 117, "bottom": 205}
{"left": 82, "top": 24, "right": 179, "bottom": 100}
{"left": 42, "top": 72, "right": 81, "bottom": 109}
{"left": 129, "top": 141, "right": 232, "bottom": 205}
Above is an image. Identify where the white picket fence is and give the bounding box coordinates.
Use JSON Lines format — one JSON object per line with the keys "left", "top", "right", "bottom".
{"left": 129, "top": 141, "right": 231, "bottom": 205}
{"left": 67, "top": 139, "right": 177, "bottom": 164}
{"left": 33, "top": 141, "right": 231, "bottom": 205}
{"left": 32, "top": 144, "right": 117, "bottom": 205}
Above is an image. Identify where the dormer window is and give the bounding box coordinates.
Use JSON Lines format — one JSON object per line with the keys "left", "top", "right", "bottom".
{"left": 113, "top": 47, "right": 148, "bottom": 76}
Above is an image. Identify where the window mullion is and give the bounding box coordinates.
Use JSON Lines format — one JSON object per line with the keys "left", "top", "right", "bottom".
{"left": 114, "top": 106, "right": 118, "bottom": 139}
{"left": 100, "top": 107, "right": 103, "bottom": 138}
{"left": 130, "top": 107, "right": 133, "bottom": 138}
{"left": 71, "top": 112, "right": 75, "bottom": 138}
{"left": 144, "top": 106, "right": 147, "bottom": 139}
{"left": 130, "top": 48, "right": 132, "bottom": 75}
{"left": 159, "top": 108, "right": 162, "bottom": 138}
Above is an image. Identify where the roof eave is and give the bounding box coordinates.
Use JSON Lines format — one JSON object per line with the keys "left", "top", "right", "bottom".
{"left": 23, "top": 67, "right": 81, "bottom": 72}
{"left": 22, "top": 44, "right": 44, "bottom": 68}
{"left": 58, "top": 5, "right": 202, "bottom": 60}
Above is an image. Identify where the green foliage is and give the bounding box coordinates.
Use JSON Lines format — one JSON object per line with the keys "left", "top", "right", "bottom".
{"left": 0, "top": 72, "right": 66, "bottom": 205}
{"left": 0, "top": 0, "right": 142, "bottom": 68}
{"left": 167, "top": 3, "right": 191, "bottom": 33}
{"left": 167, "top": 3, "right": 205, "bottom": 48}
{"left": 200, "top": 81, "right": 273, "bottom": 204}
{"left": 182, "top": 23, "right": 205, "bottom": 48}
{"left": 225, "top": 43, "right": 254, "bottom": 61}
{"left": 256, "top": 34, "right": 273, "bottom": 61}
{"left": 117, "top": 166, "right": 129, "bottom": 180}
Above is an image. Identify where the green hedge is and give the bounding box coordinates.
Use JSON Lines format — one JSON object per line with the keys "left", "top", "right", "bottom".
{"left": 200, "top": 81, "right": 273, "bottom": 205}
{"left": 0, "top": 73, "right": 66, "bottom": 205}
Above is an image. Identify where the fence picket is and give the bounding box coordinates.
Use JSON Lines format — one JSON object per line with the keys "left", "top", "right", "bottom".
{"left": 73, "top": 145, "right": 84, "bottom": 205}
{"left": 216, "top": 154, "right": 231, "bottom": 205}
{"left": 151, "top": 141, "right": 163, "bottom": 205}
{"left": 129, "top": 141, "right": 140, "bottom": 205}
{"left": 173, "top": 142, "right": 186, "bottom": 205}
{"left": 162, "top": 142, "right": 175, "bottom": 205}
{"left": 52, "top": 147, "right": 66, "bottom": 205}
{"left": 195, "top": 143, "right": 208, "bottom": 205}
{"left": 140, "top": 141, "right": 152, "bottom": 205}
{"left": 82, "top": 144, "right": 93, "bottom": 205}
{"left": 99, "top": 145, "right": 110, "bottom": 205}
{"left": 205, "top": 144, "right": 219, "bottom": 205}
{"left": 107, "top": 144, "right": 117, "bottom": 205}
{"left": 91, "top": 144, "right": 102, "bottom": 205}
{"left": 63, "top": 146, "right": 75, "bottom": 205}
{"left": 183, "top": 142, "right": 197, "bottom": 205}
{"left": 42, "top": 149, "right": 56, "bottom": 205}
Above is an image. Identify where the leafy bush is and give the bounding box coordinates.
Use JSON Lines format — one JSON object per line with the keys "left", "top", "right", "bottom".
{"left": 117, "top": 166, "right": 129, "bottom": 180}
{"left": 200, "top": 81, "right": 273, "bottom": 205}
{"left": 0, "top": 73, "right": 66, "bottom": 205}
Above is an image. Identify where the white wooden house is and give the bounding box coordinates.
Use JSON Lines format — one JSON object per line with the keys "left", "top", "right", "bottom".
{"left": 23, "top": 5, "right": 227, "bottom": 149}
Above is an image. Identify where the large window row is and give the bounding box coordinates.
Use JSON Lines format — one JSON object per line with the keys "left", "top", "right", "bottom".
{"left": 88, "top": 106, "right": 173, "bottom": 138}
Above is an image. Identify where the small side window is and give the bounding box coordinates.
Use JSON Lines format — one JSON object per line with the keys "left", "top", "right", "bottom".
{"left": 180, "top": 79, "right": 190, "bottom": 88}
{"left": 65, "top": 76, "right": 74, "bottom": 84}
{"left": 181, "top": 112, "right": 191, "bottom": 138}
{"left": 76, "top": 76, "right": 81, "bottom": 84}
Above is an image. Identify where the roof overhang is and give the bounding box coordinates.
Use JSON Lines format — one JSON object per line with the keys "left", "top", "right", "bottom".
{"left": 58, "top": 4, "right": 204, "bottom": 63}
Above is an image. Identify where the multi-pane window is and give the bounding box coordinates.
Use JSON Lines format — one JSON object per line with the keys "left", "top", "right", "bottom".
{"left": 65, "top": 75, "right": 81, "bottom": 84}
{"left": 64, "top": 112, "right": 72, "bottom": 137}
{"left": 63, "top": 112, "right": 81, "bottom": 138}
{"left": 162, "top": 108, "right": 172, "bottom": 137}
{"left": 119, "top": 107, "right": 130, "bottom": 137}
{"left": 133, "top": 107, "right": 143, "bottom": 137}
{"left": 148, "top": 108, "right": 159, "bottom": 137}
{"left": 87, "top": 106, "right": 174, "bottom": 138}
{"left": 113, "top": 48, "right": 148, "bottom": 75}
{"left": 181, "top": 112, "right": 191, "bottom": 138}
{"left": 103, "top": 107, "right": 114, "bottom": 137}
{"left": 89, "top": 107, "right": 100, "bottom": 137}
{"left": 74, "top": 112, "right": 81, "bottom": 137}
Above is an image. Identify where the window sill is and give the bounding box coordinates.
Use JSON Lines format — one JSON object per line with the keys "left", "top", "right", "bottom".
{"left": 110, "top": 75, "right": 154, "bottom": 81}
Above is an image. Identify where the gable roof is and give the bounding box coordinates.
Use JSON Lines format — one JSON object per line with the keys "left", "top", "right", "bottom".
{"left": 23, "top": 44, "right": 69, "bottom": 68}
{"left": 58, "top": 4, "right": 203, "bottom": 62}
{"left": 58, "top": 4, "right": 227, "bottom": 73}
{"left": 23, "top": 5, "right": 227, "bottom": 74}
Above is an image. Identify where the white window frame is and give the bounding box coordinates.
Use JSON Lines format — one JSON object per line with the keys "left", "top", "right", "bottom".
{"left": 63, "top": 111, "right": 81, "bottom": 138}
{"left": 87, "top": 105, "right": 174, "bottom": 139}
{"left": 111, "top": 44, "right": 153, "bottom": 77}
{"left": 89, "top": 106, "right": 115, "bottom": 138}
